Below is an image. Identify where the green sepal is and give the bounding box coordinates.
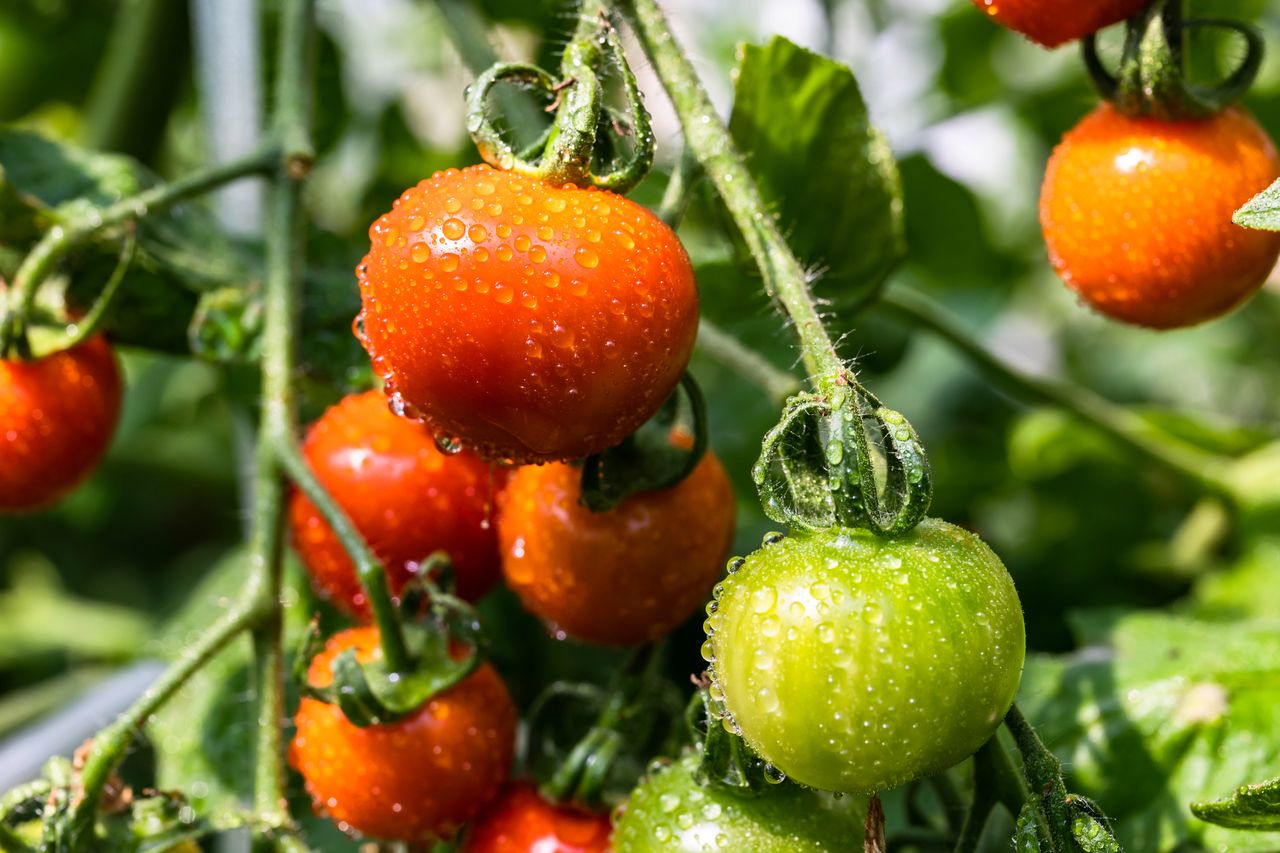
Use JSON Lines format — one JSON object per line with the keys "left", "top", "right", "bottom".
{"left": 579, "top": 374, "right": 707, "bottom": 512}
{"left": 686, "top": 689, "right": 779, "bottom": 796}
{"left": 1014, "top": 801, "right": 1048, "bottom": 852}
{"left": 1070, "top": 799, "right": 1123, "bottom": 853}
{"left": 752, "top": 384, "right": 931, "bottom": 536}
{"left": 1192, "top": 775, "right": 1280, "bottom": 831}
{"left": 296, "top": 570, "right": 488, "bottom": 728}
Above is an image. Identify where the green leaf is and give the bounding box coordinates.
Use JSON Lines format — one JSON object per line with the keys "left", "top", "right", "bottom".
{"left": 1192, "top": 775, "right": 1280, "bottom": 831}
{"left": 1234, "top": 178, "right": 1280, "bottom": 231}
{"left": 728, "top": 36, "right": 904, "bottom": 309}
{"left": 1019, "top": 610, "right": 1280, "bottom": 851}
{"left": 1014, "top": 801, "right": 1046, "bottom": 852}
{"left": 1072, "top": 811, "right": 1122, "bottom": 852}
{"left": 0, "top": 129, "right": 253, "bottom": 352}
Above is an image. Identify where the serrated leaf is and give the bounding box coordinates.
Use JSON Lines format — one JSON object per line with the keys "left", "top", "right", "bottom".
{"left": 1019, "top": 611, "right": 1280, "bottom": 851}
{"left": 1192, "top": 776, "right": 1280, "bottom": 831}
{"left": 728, "top": 36, "right": 904, "bottom": 309}
{"left": 1234, "top": 178, "right": 1280, "bottom": 231}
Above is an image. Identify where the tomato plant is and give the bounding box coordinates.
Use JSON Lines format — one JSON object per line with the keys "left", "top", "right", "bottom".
{"left": 290, "top": 626, "right": 517, "bottom": 843}
{"left": 497, "top": 446, "right": 735, "bottom": 645}
{"left": 356, "top": 164, "right": 700, "bottom": 464}
{"left": 1041, "top": 104, "right": 1280, "bottom": 329}
{"left": 461, "top": 783, "right": 612, "bottom": 852}
{"left": 4, "top": 0, "right": 1280, "bottom": 851}
{"left": 288, "top": 390, "right": 503, "bottom": 615}
{"left": 0, "top": 335, "right": 121, "bottom": 512}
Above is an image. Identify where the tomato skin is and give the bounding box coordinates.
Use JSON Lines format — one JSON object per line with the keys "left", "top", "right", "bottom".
{"left": 611, "top": 753, "right": 865, "bottom": 852}
{"left": 289, "top": 626, "right": 517, "bottom": 843}
{"left": 0, "top": 336, "right": 121, "bottom": 512}
{"left": 356, "top": 164, "right": 700, "bottom": 465}
{"left": 1041, "top": 104, "right": 1280, "bottom": 329}
{"left": 496, "top": 449, "right": 735, "bottom": 646}
{"left": 461, "top": 783, "right": 611, "bottom": 853}
{"left": 708, "top": 519, "right": 1025, "bottom": 794}
{"left": 287, "top": 391, "right": 503, "bottom": 617}
{"left": 970, "top": 0, "right": 1146, "bottom": 47}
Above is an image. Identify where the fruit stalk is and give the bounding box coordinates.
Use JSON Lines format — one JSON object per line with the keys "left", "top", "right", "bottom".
{"left": 878, "top": 286, "right": 1237, "bottom": 498}
{"left": 618, "top": 0, "right": 847, "bottom": 392}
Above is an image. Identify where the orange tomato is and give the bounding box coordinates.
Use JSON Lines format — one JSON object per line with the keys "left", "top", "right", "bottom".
{"left": 970, "top": 0, "right": 1146, "bottom": 48}
{"left": 288, "top": 391, "right": 503, "bottom": 617}
{"left": 497, "top": 449, "right": 735, "bottom": 646}
{"left": 1041, "top": 104, "right": 1280, "bottom": 329}
{"left": 356, "top": 165, "right": 699, "bottom": 464}
{"left": 462, "top": 783, "right": 612, "bottom": 853}
{"left": 0, "top": 336, "right": 121, "bottom": 512}
{"left": 290, "top": 626, "right": 517, "bottom": 843}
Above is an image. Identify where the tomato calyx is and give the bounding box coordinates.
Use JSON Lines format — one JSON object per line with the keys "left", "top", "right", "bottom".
{"left": 464, "top": 3, "right": 654, "bottom": 193}
{"left": 525, "top": 643, "right": 683, "bottom": 810}
{"left": 293, "top": 554, "right": 489, "bottom": 727}
{"left": 1083, "top": 0, "right": 1263, "bottom": 121}
{"left": 753, "top": 379, "right": 932, "bottom": 536}
{"left": 1, "top": 757, "right": 216, "bottom": 851}
{"left": 686, "top": 687, "right": 788, "bottom": 796}
{"left": 578, "top": 374, "right": 708, "bottom": 512}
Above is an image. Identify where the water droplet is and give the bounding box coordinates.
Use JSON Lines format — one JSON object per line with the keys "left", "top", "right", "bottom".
{"left": 575, "top": 247, "right": 600, "bottom": 269}
{"left": 442, "top": 218, "right": 465, "bottom": 240}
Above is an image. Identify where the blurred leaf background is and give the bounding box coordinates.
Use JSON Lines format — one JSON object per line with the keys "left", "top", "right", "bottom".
{"left": 2, "top": 0, "right": 1280, "bottom": 850}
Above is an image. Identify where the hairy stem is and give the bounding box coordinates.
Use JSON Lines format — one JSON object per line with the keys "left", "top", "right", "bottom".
{"left": 879, "top": 286, "right": 1236, "bottom": 498}
{"left": 246, "top": 0, "right": 315, "bottom": 840}
{"left": 619, "top": 0, "right": 844, "bottom": 389}
{"left": 1005, "top": 704, "right": 1076, "bottom": 851}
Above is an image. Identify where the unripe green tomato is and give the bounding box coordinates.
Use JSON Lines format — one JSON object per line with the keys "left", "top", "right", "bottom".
{"left": 611, "top": 753, "right": 865, "bottom": 852}
{"left": 707, "top": 519, "right": 1025, "bottom": 793}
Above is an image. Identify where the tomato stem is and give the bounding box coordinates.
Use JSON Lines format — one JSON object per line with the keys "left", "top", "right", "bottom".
{"left": 275, "top": 437, "right": 413, "bottom": 673}
{"left": 1004, "top": 704, "right": 1079, "bottom": 852}
{"left": 618, "top": 0, "right": 846, "bottom": 392}
{"left": 878, "top": 286, "right": 1238, "bottom": 500}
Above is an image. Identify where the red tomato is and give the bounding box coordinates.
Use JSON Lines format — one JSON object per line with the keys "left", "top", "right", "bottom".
{"left": 1041, "top": 104, "right": 1280, "bottom": 329}
{"left": 970, "top": 0, "right": 1147, "bottom": 48}
{"left": 288, "top": 391, "right": 504, "bottom": 617}
{"left": 356, "top": 164, "right": 699, "bottom": 464}
{"left": 462, "top": 783, "right": 612, "bottom": 853}
{"left": 290, "top": 626, "right": 517, "bottom": 843}
{"left": 0, "top": 336, "right": 121, "bottom": 512}
{"left": 496, "top": 448, "right": 735, "bottom": 646}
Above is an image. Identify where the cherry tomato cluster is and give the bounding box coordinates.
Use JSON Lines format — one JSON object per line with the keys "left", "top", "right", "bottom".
{"left": 285, "top": 164, "right": 738, "bottom": 846}
{"left": 976, "top": 0, "right": 1280, "bottom": 329}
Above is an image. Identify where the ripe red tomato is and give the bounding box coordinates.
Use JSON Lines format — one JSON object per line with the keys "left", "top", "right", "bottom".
{"left": 288, "top": 390, "right": 504, "bottom": 617}
{"left": 0, "top": 336, "right": 122, "bottom": 512}
{"left": 356, "top": 164, "right": 700, "bottom": 464}
{"left": 970, "top": 0, "right": 1146, "bottom": 48}
{"left": 496, "top": 448, "right": 735, "bottom": 646}
{"left": 1041, "top": 105, "right": 1280, "bottom": 329}
{"left": 461, "top": 783, "right": 612, "bottom": 853}
{"left": 708, "top": 520, "right": 1025, "bottom": 794}
{"left": 289, "top": 626, "right": 517, "bottom": 843}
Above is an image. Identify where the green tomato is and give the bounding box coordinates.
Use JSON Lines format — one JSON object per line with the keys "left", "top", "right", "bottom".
{"left": 707, "top": 519, "right": 1025, "bottom": 794}
{"left": 611, "top": 753, "right": 865, "bottom": 852}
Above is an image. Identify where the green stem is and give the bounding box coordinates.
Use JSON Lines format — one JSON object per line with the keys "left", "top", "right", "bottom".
{"left": 656, "top": 146, "right": 699, "bottom": 228}
{"left": 697, "top": 319, "right": 800, "bottom": 403}
{"left": 2, "top": 146, "right": 277, "bottom": 357}
{"left": 1005, "top": 704, "right": 1075, "bottom": 852}
{"left": 245, "top": 0, "right": 315, "bottom": 841}
{"left": 275, "top": 437, "right": 412, "bottom": 673}
{"left": 879, "top": 286, "right": 1236, "bottom": 499}
{"left": 619, "top": 0, "right": 844, "bottom": 390}
{"left": 65, "top": 596, "right": 265, "bottom": 846}
{"left": 953, "top": 734, "right": 1027, "bottom": 853}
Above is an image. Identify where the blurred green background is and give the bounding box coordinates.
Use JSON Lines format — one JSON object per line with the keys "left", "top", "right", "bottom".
{"left": 2, "top": 0, "right": 1279, "bottom": 850}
